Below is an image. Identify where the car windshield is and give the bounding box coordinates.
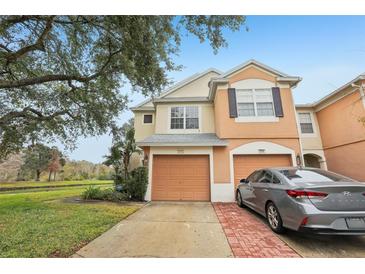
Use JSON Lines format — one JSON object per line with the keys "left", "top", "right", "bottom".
{"left": 279, "top": 169, "right": 355, "bottom": 183}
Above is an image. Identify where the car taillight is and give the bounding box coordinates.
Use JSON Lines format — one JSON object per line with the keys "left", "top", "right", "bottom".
{"left": 300, "top": 217, "right": 308, "bottom": 226}
{"left": 286, "top": 189, "right": 328, "bottom": 199}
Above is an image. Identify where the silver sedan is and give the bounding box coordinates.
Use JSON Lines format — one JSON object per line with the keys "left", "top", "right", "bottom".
{"left": 236, "top": 167, "right": 365, "bottom": 235}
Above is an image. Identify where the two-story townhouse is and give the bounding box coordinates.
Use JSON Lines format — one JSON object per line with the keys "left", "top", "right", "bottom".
{"left": 132, "top": 60, "right": 303, "bottom": 202}
{"left": 295, "top": 74, "right": 365, "bottom": 181}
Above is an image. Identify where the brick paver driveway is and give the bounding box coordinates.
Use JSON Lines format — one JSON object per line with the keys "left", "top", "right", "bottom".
{"left": 213, "top": 203, "right": 300, "bottom": 258}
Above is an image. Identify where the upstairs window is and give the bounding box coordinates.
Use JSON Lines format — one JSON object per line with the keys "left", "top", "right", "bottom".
{"left": 170, "top": 106, "right": 199, "bottom": 130}
{"left": 299, "top": 113, "right": 314, "bottom": 133}
{"left": 236, "top": 89, "right": 275, "bottom": 117}
{"left": 171, "top": 107, "right": 184, "bottom": 129}
{"left": 143, "top": 114, "right": 153, "bottom": 124}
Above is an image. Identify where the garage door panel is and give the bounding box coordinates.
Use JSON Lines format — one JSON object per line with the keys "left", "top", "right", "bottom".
{"left": 233, "top": 154, "right": 292, "bottom": 187}
{"left": 152, "top": 155, "right": 210, "bottom": 201}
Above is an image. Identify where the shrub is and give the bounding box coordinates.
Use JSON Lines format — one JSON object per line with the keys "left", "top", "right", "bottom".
{"left": 81, "top": 186, "right": 128, "bottom": 202}
{"left": 81, "top": 186, "right": 103, "bottom": 200}
{"left": 125, "top": 167, "right": 148, "bottom": 201}
{"left": 114, "top": 173, "right": 124, "bottom": 191}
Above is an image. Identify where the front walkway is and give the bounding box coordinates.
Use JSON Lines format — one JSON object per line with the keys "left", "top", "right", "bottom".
{"left": 213, "top": 203, "right": 300, "bottom": 258}
{"left": 73, "top": 202, "right": 233, "bottom": 258}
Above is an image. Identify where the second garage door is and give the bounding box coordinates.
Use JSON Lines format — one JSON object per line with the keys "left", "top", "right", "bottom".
{"left": 233, "top": 154, "right": 292, "bottom": 187}
{"left": 152, "top": 155, "right": 210, "bottom": 201}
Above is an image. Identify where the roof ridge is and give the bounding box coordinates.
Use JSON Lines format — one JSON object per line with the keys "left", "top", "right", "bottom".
{"left": 220, "top": 59, "right": 291, "bottom": 78}
{"left": 131, "top": 68, "right": 220, "bottom": 109}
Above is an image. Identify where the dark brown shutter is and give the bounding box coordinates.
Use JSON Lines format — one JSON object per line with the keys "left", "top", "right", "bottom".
{"left": 228, "top": 88, "right": 238, "bottom": 118}
{"left": 272, "top": 87, "right": 284, "bottom": 117}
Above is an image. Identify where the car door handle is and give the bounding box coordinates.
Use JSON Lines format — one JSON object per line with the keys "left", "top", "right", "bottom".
{"left": 262, "top": 189, "right": 269, "bottom": 192}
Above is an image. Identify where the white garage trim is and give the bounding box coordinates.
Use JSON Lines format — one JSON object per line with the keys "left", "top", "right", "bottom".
{"left": 229, "top": 141, "right": 297, "bottom": 194}
{"left": 145, "top": 146, "right": 214, "bottom": 201}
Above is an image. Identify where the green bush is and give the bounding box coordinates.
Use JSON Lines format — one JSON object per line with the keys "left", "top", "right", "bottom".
{"left": 81, "top": 186, "right": 128, "bottom": 202}
{"left": 81, "top": 186, "right": 103, "bottom": 200}
{"left": 125, "top": 167, "right": 148, "bottom": 201}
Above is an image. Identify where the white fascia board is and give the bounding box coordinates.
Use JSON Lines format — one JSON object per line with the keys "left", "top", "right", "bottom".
{"left": 312, "top": 75, "right": 365, "bottom": 109}
{"left": 130, "top": 106, "right": 155, "bottom": 112}
{"left": 295, "top": 103, "right": 315, "bottom": 108}
{"left": 136, "top": 142, "right": 227, "bottom": 147}
{"left": 208, "top": 78, "right": 229, "bottom": 100}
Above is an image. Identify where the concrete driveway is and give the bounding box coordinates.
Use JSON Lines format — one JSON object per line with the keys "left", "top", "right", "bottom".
{"left": 73, "top": 202, "right": 233, "bottom": 258}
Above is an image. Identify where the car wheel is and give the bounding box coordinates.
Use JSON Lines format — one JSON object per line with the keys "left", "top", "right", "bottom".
{"left": 266, "top": 202, "right": 285, "bottom": 234}
{"left": 236, "top": 191, "right": 244, "bottom": 208}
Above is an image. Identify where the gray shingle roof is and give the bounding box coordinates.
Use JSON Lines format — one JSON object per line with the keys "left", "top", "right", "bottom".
{"left": 136, "top": 133, "right": 228, "bottom": 146}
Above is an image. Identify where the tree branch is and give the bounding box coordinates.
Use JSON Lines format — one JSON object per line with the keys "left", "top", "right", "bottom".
{"left": 0, "top": 107, "right": 69, "bottom": 125}
{"left": 0, "top": 48, "right": 122, "bottom": 89}
{"left": 5, "top": 16, "right": 55, "bottom": 65}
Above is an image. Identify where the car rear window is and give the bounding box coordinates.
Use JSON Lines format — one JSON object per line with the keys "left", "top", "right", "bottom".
{"left": 279, "top": 169, "right": 355, "bottom": 183}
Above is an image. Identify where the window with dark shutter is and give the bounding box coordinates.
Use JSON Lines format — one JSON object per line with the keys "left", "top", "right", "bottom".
{"left": 143, "top": 114, "right": 153, "bottom": 124}
{"left": 272, "top": 87, "right": 284, "bottom": 117}
{"left": 228, "top": 88, "right": 238, "bottom": 118}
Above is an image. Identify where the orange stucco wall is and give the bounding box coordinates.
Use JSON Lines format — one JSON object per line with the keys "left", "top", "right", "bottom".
{"left": 212, "top": 65, "right": 301, "bottom": 184}
{"left": 228, "top": 66, "right": 276, "bottom": 84}
{"left": 214, "top": 67, "right": 300, "bottom": 139}
{"left": 213, "top": 138, "right": 301, "bottom": 183}
{"left": 316, "top": 86, "right": 365, "bottom": 180}
{"left": 317, "top": 89, "right": 365, "bottom": 149}
{"left": 323, "top": 141, "right": 365, "bottom": 181}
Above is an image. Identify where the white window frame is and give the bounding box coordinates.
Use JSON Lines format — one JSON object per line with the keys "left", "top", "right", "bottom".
{"left": 168, "top": 105, "right": 201, "bottom": 133}
{"left": 235, "top": 88, "right": 278, "bottom": 123}
{"left": 142, "top": 114, "right": 154, "bottom": 125}
{"left": 298, "top": 112, "right": 317, "bottom": 137}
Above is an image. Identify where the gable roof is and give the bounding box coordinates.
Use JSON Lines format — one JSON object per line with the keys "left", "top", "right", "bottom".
{"left": 130, "top": 68, "right": 221, "bottom": 111}
{"left": 295, "top": 73, "right": 365, "bottom": 110}
{"left": 220, "top": 59, "right": 290, "bottom": 78}
{"left": 131, "top": 59, "right": 301, "bottom": 110}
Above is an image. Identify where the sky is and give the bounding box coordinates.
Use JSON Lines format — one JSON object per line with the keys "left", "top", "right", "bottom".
{"left": 62, "top": 16, "right": 365, "bottom": 163}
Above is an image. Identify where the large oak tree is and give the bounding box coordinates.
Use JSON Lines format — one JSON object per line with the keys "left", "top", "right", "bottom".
{"left": 0, "top": 15, "right": 245, "bottom": 158}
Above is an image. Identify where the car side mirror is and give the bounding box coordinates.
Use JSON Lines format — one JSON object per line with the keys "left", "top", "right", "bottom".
{"left": 240, "top": 178, "right": 248, "bottom": 184}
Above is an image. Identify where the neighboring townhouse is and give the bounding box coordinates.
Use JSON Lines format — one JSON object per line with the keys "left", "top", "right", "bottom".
{"left": 132, "top": 60, "right": 365, "bottom": 202}
{"left": 296, "top": 74, "right": 365, "bottom": 181}
{"left": 132, "top": 60, "right": 303, "bottom": 202}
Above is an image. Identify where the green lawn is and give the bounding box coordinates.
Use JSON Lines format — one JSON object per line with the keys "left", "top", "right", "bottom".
{"left": 0, "top": 180, "right": 113, "bottom": 189}
{"left": 0, "top": 186, "right": 141, "bottom": 257}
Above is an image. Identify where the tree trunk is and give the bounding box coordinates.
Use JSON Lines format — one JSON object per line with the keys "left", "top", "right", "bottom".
{"left": 48, "top": 171, "right": 52, "bottom": 182}
{"left": 53, "top": 172, "right": 56, "bottom": 181}
{"left": 36, "top": 170, "right": 41, "bottom": 181}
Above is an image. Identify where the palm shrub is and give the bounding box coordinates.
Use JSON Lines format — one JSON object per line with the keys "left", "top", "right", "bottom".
{"left": 81, "top": 186, "right": 103, "bottom": 200}
{"left": 125, "top": 167, "right": 148, "bottom": 201}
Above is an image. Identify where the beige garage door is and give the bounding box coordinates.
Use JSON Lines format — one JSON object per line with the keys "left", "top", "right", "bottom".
{"left": 233, "top": 154, "right": 292, "bottom": 187}
{"left": 152, "top": 155, "right": 210, "bottom": 201}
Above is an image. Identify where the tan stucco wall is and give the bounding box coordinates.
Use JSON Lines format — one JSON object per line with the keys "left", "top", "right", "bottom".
{"left": 214, "top": 66, "right": 300, "bottom": 139}
{"left": 134, "top": 112, "right": 155, "bottom": 142}
{"left": 166, "top": 71, "right": 219, "bottom": 98}
{"left": 213, "top": 138, "right": 301, "bottom": 183}
{"left": 129, "top": 152, "right": 143, "bottom": 170}
{"left": 154, "top": 103, "right": 215, "bottom": 134}
{"left": 296, "top": 107, "right": 324, "bottom": 150}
